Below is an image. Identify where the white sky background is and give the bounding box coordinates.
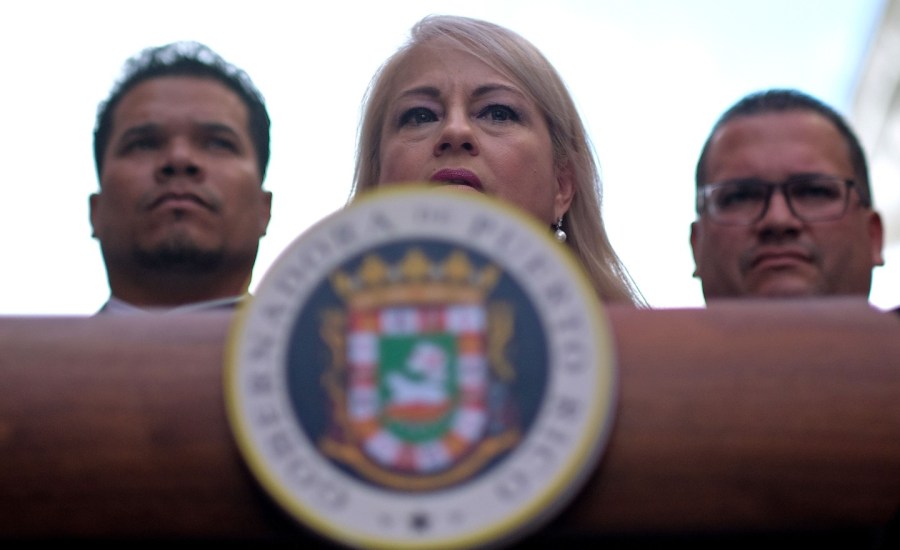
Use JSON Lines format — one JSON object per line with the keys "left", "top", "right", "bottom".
{"left": 0, "top": 0, "right": 892, "bottom": 315}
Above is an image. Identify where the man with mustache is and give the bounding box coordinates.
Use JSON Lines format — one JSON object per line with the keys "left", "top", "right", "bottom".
{"left": 90, "top": 42, "right": 272, "bottom": 313}
{"left": 690, "top": 89, "right": 885, "bottom": 304}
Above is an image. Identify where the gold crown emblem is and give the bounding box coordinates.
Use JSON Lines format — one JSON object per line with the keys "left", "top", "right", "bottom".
{"left": 331, "top": 248, "right": 500, "bottom": 309}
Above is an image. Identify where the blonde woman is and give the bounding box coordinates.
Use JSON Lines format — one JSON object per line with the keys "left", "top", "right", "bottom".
{"left": 351, "top": 15, "right": 642, "bottom": 305}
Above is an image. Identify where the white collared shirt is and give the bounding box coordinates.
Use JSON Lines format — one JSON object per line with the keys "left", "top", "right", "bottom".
{"left": 98, "top": 295, "right": 247, "bottom": 315}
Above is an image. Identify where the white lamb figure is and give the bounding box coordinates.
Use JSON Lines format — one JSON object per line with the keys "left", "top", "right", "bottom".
{"left": 387, "top": 341, "right": 449, "bottom": 406}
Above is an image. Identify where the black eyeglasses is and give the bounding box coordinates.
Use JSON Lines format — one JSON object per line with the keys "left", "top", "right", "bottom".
{"left": 697, "top": 175, "right": 857, "bottom": 225}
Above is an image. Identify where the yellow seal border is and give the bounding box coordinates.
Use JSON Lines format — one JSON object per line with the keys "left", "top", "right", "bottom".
{"left": 225, "top": 185, "right": 617, "bottom": 549}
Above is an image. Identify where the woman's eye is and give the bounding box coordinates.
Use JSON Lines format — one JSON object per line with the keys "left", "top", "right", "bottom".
{"left": 399, "top": 107, "right": 437, "bottom": 126}
{"left": 480, "top": 105, "right": 519, "bottom": 122}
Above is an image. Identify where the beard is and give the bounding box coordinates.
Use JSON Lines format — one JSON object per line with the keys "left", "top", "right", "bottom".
{"left": 133, "top": 232, "right": 224, "bottom": 273}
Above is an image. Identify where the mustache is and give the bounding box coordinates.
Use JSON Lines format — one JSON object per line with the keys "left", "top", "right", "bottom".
{"left": 140, "top": 189, "right": 220, "bottom": 213}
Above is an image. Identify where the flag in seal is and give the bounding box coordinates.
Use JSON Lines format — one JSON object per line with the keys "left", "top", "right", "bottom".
{"left": 225, "top": 185, "right": 617, "bottom": 549}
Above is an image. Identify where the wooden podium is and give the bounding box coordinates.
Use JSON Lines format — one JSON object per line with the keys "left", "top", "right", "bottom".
{"left": 1, "top": 299, "right": 898, "bottom": 546}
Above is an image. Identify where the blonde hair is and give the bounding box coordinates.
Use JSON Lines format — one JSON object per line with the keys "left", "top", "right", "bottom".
{"left": 351, "top": 15, "right": 642, "bottom": 306}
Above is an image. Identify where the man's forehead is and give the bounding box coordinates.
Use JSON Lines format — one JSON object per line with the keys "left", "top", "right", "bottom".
{"left": 715, "top": 110, "right": 839, "bottom": 139}
{"left": 112, "top": 76, "right": 248, "bottom": 131}
{"left": 705, "top": 111, "right": 853, "bottom": 182}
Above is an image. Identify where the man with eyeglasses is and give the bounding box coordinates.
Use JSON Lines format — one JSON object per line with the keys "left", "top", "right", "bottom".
{"left": 690, "top": 89, "right": 884, "bottom": 302}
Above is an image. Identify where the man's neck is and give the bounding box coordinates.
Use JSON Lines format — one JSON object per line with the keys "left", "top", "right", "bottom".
{"left": 105, "top": 268, "right": 253, "bottom": 309}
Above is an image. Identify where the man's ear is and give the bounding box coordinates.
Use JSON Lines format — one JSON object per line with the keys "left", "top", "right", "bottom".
{"left": 689, "top": 220, "right": 701, "bottom": 278}
{"left": 89, "top": 193, "right": 100, "bottom": 239}
{"left": 259, "top": 190, "right": 273, "bottom": 237}
{"left": 867, "top": 210, "right": 885, "bottom": 267}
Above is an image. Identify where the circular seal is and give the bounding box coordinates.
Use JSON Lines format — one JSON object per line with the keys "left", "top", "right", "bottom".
{"left": 225, "top": 186, "right": 617, "bottom": 549}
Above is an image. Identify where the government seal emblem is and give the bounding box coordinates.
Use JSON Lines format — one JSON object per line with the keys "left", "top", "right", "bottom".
{"left": 225, "top": 186, "right": 617, "bottom": 549}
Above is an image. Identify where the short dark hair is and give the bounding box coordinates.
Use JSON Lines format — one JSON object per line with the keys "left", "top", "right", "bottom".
{"left": 93, "top": 41, "right": 270, "bottom": 180}
{"left": 695, "top": 88, "right": 871, "bottom": 208}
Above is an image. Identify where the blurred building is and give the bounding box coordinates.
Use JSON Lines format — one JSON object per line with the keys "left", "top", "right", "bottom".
{"left": 851, "top": 0, "right": 900, "bottom": 308}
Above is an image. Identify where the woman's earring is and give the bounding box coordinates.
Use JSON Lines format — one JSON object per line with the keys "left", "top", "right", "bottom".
{"left": 553, "top": 216, "right": 567, "bottom": 243}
